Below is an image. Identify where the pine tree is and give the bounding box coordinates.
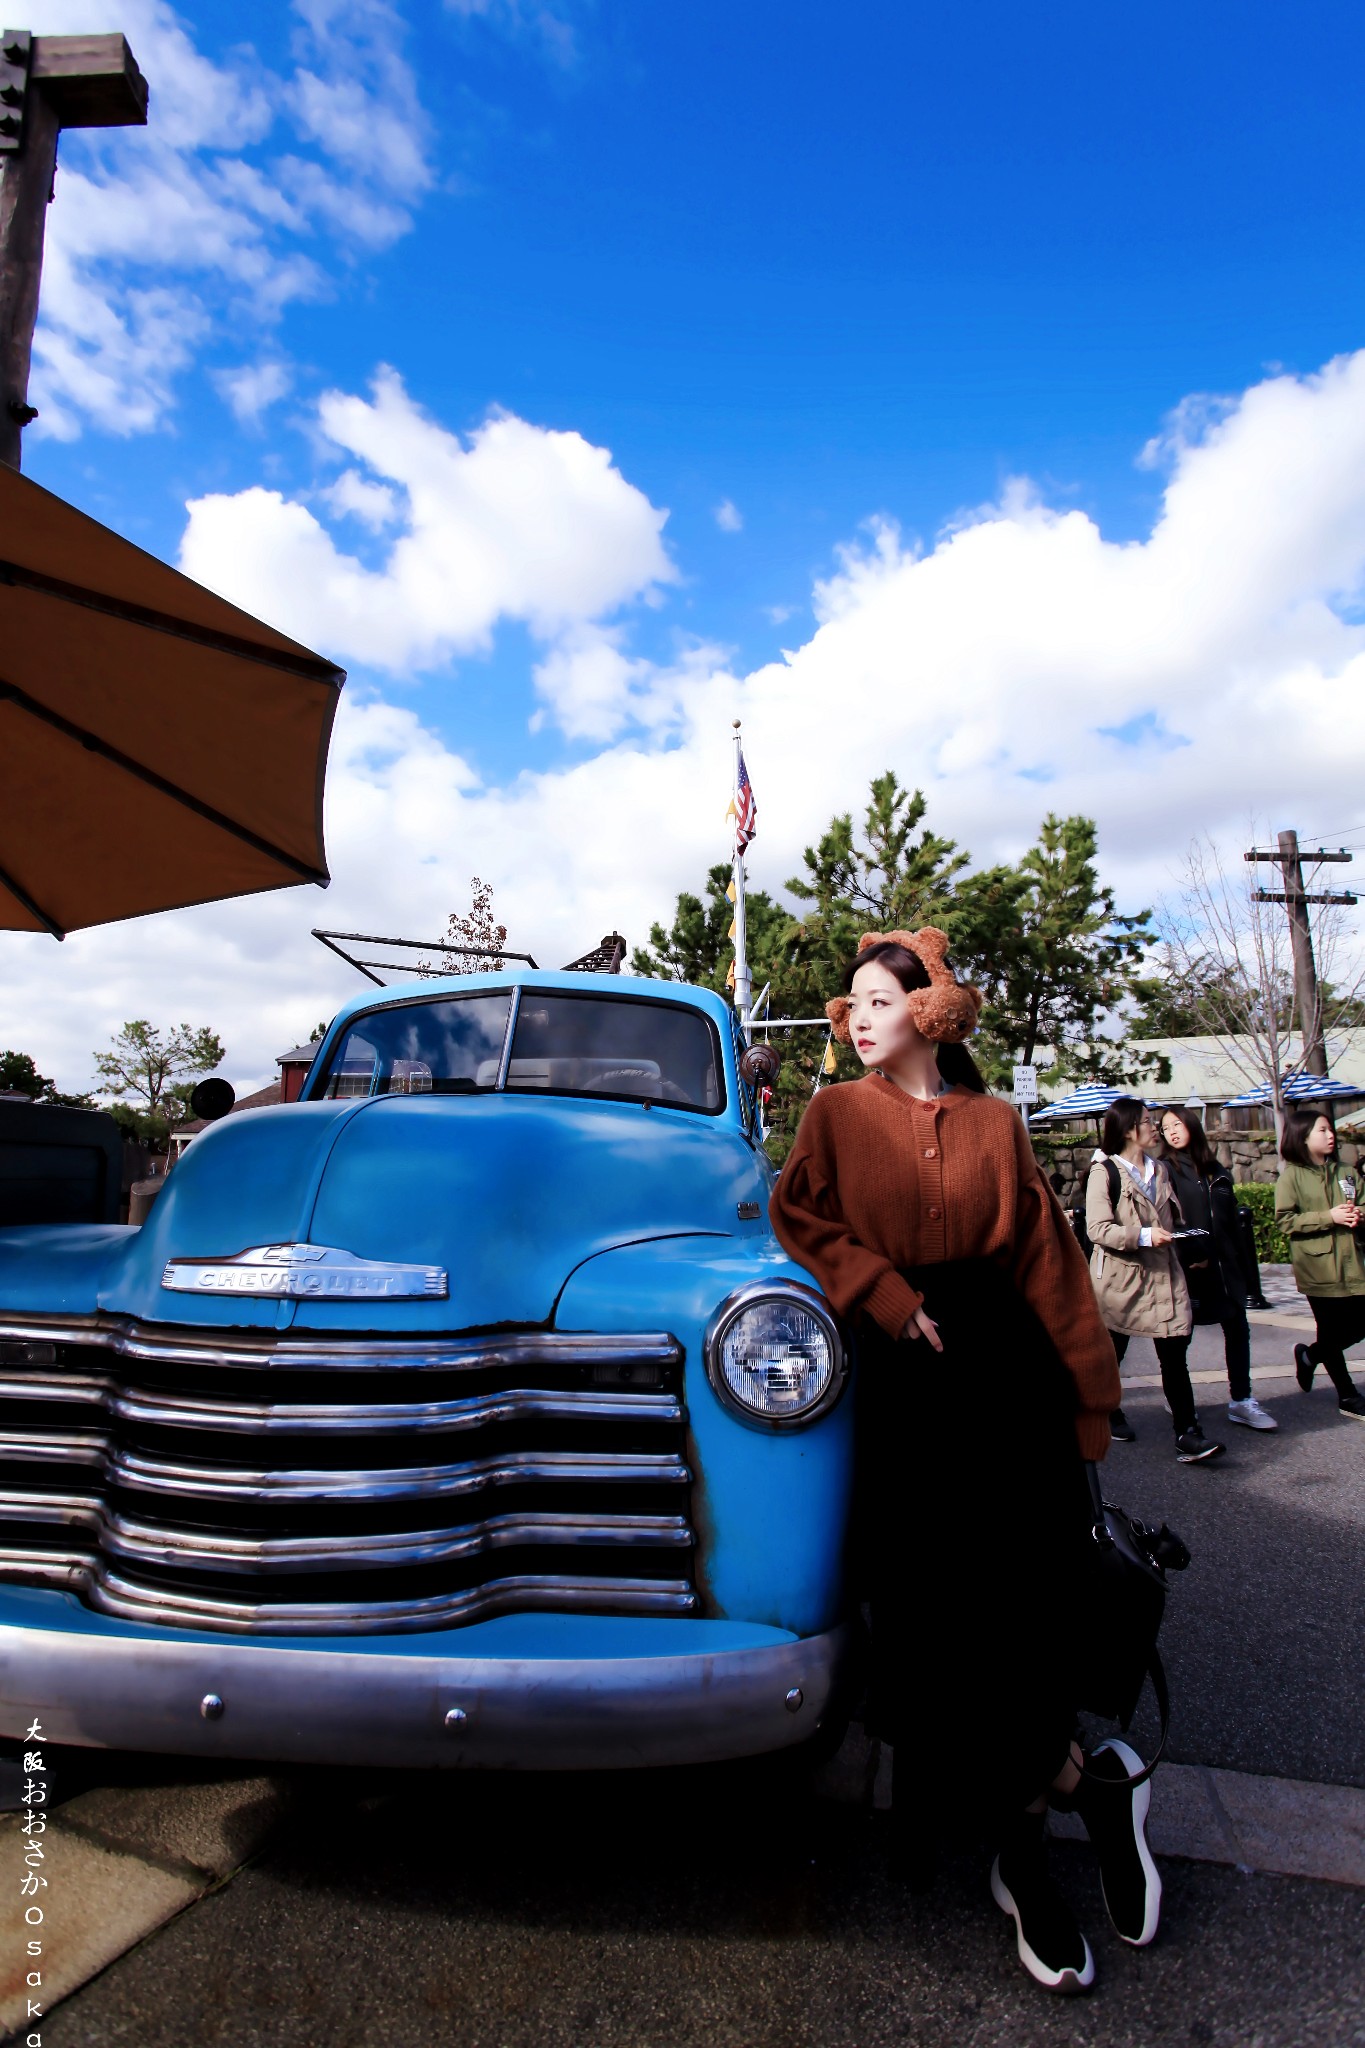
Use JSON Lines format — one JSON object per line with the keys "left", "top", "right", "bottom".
{"left": 761, "top": 775, "right": 975, "bottom": 1155}
{"left": 967, "top": 814, "right": 1168, "bottom": 1089}
{"left": 630, "top": 864, "right": 786, "bottom": 994}
{"left": 92, "top": 1021, "right": 226, "bottom": 1144}
{"left": 637, "top": 785, "right": 1163, "bottom": 1156}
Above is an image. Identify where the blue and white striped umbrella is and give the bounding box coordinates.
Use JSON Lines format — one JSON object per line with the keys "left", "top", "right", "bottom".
{"left": 1222, "top": 1073, "right": 1365, "bottom": 1108}
{"left": 1028, "top": 1084, "right": 1131, "bottom": 1124}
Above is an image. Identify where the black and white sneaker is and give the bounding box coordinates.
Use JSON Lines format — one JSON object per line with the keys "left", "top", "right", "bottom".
{"left": 1109, "top": 1408, "right": 1137, "bottom": 1443}
{"left": 1175, "top": 1425, "right": 1225, "bottom": 1463}
{"left": 990, "top": 1825, "right": 1095, "bottom": 1994}
{"left": 1073, "top": 1740, "right": 1162, "bottom": 1946}
{"left": 1338, "top": 1393, "right": 1365, "bottom": 1421}
{"left": 1295, "top": 1343, "right": 1316, "bottom": 1392}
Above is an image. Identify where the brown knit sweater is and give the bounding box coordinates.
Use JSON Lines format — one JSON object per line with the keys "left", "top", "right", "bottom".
{"left": 769, "top": 1075, "right": 1120, "bottom": 1459}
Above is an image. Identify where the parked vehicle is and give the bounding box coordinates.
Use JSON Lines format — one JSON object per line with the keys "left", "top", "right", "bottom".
{"left": 0, "top": 1099, "right": 123, "bottom": 1228}
{"left": 0, "top": 973, "right": 854, "bottom": 1770}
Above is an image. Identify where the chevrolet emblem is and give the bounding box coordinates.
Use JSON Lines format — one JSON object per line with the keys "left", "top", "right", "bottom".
{"left": 161, "top": 1243, "right": 448, "bottom": 1300}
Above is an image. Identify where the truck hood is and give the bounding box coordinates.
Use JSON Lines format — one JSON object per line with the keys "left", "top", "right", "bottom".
{"left": 89, "top": 1092, "right": 771, "bottom": 1331}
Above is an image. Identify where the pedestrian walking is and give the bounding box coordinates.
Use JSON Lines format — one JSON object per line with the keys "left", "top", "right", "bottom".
{"left": 1159, "top": 1107, "right": 1277, "bottom": 1433}
{"left": 1085, "top": 1098, "right": 1225, "bottom": 1463}
{"left": 1275, "top": 1109, "right": 1365, "bottom": 1422}
{"left": 770, "top": 931, "right": 1161, "bottom": 1997}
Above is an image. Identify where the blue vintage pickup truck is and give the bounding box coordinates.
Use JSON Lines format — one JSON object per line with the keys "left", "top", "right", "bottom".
{"left": 0, "top": 972, "right": 855, "bottom": 1769}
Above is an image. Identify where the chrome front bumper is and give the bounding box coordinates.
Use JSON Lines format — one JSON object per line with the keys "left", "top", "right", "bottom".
{"left": 0, "top": 1618, "right": 852, "bottom": 1770}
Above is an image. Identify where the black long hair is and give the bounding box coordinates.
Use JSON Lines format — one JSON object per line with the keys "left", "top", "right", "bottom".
{"left": 1100, "top": 1095, "right": 1149, "bottom": 1156}
{"left": 1160, "top": 1104, "right": 1217, "bottom": 1176}
{"left": 844, "top": 939, "right": 987, "bottom": 1094}
{"left": 1280, "top": 1105, "right": 1333, "bottom": 1168}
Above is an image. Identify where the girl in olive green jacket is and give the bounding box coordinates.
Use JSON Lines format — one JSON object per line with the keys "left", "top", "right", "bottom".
{"left": 1274, "top": 1108, "right": 1365, "bottom": 1420}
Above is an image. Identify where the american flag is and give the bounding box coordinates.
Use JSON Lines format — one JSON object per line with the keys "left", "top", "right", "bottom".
{"left": 733, "top": 751, "right": 757, "bottom": 850}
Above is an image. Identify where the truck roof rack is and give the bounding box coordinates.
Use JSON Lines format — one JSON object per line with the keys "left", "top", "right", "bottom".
{"left": 312, "top": 929, "right": 539, "bottom": 987}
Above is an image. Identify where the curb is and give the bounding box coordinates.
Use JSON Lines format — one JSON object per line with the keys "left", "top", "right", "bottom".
{"left": 0, "top": 1772, "right": 290, "bottom": 2040}
{"left": 1121, "top": 1361, "right": 1299, "bottom": 1390}
{"left": 814, "top": 1732, "right": 1365, "bottom": 1889}
{"left": 1048, "top": 1762, "right": 1365, "bottom": 1887}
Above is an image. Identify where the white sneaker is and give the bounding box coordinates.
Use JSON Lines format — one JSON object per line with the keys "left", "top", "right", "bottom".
{"left": 1228, "top": 1397, "right": 1278, "bottom": 1431}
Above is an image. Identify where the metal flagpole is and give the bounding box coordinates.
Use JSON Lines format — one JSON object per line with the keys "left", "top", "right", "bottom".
{"left": 731, "top": 719, "right": 752, "bottom": 1037}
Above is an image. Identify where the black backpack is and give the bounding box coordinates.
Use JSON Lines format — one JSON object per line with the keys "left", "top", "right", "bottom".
{"left": 1068, "top": 1158, "right": 1120, "bottom": 1263}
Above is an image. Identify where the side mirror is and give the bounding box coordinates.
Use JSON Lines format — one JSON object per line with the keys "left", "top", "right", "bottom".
{"left": 739, "top": 1043, "right": 781, "bottom": 1089}
{"left": 190, "top": 1077, "right": 236, "bottom": 1122}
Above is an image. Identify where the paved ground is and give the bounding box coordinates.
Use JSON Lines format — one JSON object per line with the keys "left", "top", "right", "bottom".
{"left": 32, "top": 1773, "right": 1365, "bottom": 2048}
{"left": 15, "top": 1286, "right": 1365, "bottom": 2048}
{"left": 1106, "top": 1292, "right": 1365, "bottom": 1787}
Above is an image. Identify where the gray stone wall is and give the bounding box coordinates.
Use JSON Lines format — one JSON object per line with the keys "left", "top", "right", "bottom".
{"left": 1032, "top": 1125, "right": 1362, "bottom": 1202}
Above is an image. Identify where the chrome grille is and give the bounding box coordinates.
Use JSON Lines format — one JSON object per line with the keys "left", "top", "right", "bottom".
{"left": 0, "top": 1316, "right": 697, "bottom": 1634}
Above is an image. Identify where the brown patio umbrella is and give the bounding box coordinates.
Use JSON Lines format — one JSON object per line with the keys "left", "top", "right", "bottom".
{"left": 0, "top": 463, "right": 344, "bottom": 938}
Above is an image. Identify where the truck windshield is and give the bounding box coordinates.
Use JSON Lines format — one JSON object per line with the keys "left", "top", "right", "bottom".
{"left": 504, "top": 994, "right": 722, "bottom": 1113}
{"left": 317, "top": 993, "right": 512, "bottom": 1097}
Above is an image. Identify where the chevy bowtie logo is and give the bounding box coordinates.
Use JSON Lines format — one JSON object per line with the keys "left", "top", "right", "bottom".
{"left": 161, "top": 1244, "right": 448, "bottom": 1299}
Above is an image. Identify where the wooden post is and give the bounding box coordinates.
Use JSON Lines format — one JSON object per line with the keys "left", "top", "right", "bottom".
{"left": 1246, "top": 834, "right": 1356, "bottom": 1082}
{"left": 0, "top": 30, "right": 148, "bottom": 470}
{"left": 1276, "top": 830, "right": 1328, "bottom": 1079}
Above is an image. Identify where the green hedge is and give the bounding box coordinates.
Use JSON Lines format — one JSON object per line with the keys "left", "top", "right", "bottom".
{"left": 1234, "top": 1182, "right": 1289, "bottom": 1264}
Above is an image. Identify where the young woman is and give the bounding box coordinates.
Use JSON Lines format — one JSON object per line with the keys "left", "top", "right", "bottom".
{"left": 770, "top": 931, "right": 1160, "bottom": 1997}
{"left": 1275, "top": 1109, "right": 1365, "bottom": 1420}
{"left": 1160, "top": 1106, "right": 1277, "bottom": 1432}
{"left": 1085, "top": 1099, "right": 1225, "bottom": 1463}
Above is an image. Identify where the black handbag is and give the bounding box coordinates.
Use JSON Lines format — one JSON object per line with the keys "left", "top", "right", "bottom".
{"left": 1077, "top": 1463, "right": 1190, "bottom": 1788}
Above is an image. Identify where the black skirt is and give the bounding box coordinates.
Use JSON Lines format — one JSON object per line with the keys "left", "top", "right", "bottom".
{"left": 853, "top": 1259, "right": 1092, "bottom": 1826}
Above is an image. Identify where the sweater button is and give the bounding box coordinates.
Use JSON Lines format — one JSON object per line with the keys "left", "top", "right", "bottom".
{"left": 924, "top": 1146, "right": 937, "bottom": 1158}
{"left": 928, "top": 1205, "right": 942, "bottom": 1220}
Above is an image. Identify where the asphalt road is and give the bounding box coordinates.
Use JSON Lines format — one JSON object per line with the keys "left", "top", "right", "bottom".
{"left": 37, "top": 1771, "right": 1365, "bottom": 2048}
{"left": 34, "top": 1305, "right": 1365, "bottom": 2048}
{"left": 1107, "top": 1310, "right": 1365, "bottom": 1787}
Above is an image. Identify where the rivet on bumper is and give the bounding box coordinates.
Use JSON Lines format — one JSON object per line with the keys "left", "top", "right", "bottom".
{"left": 200, "top": 1693, "right": 225, "bottom": 1721}
{"left": 784, "top": 1686, "right": 804, "bottom": 1713}
{"left": 444, "top": 1706, "right": 469, "bottom": 1731}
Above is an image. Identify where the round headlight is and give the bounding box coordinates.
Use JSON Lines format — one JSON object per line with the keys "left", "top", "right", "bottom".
{"left": 704, "top": 1285, "right": 845, "bottom": 1428}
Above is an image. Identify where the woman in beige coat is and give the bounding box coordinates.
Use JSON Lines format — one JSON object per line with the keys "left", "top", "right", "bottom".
{"left": 1085, "top": 1097, "right": 1225, "bottom": 1463}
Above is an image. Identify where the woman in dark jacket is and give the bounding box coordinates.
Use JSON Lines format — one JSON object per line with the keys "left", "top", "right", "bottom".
{"left": 1159, "top": 1107, "right": 1277, "bottom": 1433}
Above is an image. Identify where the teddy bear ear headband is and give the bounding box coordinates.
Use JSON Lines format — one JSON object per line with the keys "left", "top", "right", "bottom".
{"left": 824, "top": 928, "right": 984, "bottom": 1047}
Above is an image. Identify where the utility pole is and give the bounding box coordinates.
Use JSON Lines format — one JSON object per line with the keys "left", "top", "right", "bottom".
{"left": 0, "top": 30, "right": 148, "bottom": 469}
{"left": 1245, "top": 830, "right": 1356, "bottom": 1077}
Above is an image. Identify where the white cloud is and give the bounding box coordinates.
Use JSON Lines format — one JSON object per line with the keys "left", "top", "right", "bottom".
{"left": 443, "top": 0, "right": 580, "bottom": 67}
{"left": 713, "top": 499, "right": 743, "bottom": 533}
{"left": 323, "top": 468, "right": 401, "bottom": 529}
{"left": 8, "top": 352, "right": 1365, "bottom": 1099}
{"left": 286, "top": 5, "right": 431, "bottom": 192}
{"left": 22, "top": 0, "right": 433, "bottom": 440}
{"left": 530, "top": 628, "right": 728, "bottom": 742}
{"left": 530, "top": 627, "right": 651, "bottom": 742}
{"left": 179, "top": 369, "right": 675, "bottom": 674}
{"left": 215, "top": 360, "right": 293, "bottom": 425}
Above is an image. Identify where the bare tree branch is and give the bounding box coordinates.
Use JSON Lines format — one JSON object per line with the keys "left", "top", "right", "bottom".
{"left": 1160, "top": 830, "right": 1365, "bottom": 1124}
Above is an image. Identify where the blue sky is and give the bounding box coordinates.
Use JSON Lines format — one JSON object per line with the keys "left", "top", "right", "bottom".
{"left": 11, "top": 0, "right": 1365, "bottom": 1088}
{"left": 34, "top": 0, "right": 1365, "bottom": 765}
